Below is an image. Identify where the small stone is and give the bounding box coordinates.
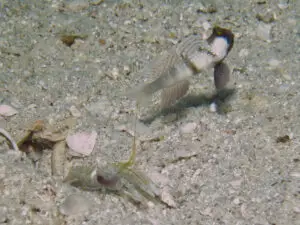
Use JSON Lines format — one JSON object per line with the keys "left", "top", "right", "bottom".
{"left": 290, "top": 171, "right": 300, "bottom": 179}
{"left": 196, "top": 2, "right": 217, "bottom": 13}
{"left": 256, "top": 11, "right": 275, "bottom": 23}
{"left": 110, "top": 67, "right": 119, "bottom": 79}
{"left": 233, "top": 197, "right": 240, "bottom": 205}
{"left": 256, "top": 23, "right": 272, "bottom": 42}
{"left": 69, "top": 105, "right": 81, "bottom": 117}
{"left": 239, "top": 48, "right": 249, "bottom": 58}
{"left": 229, "top": 179, "right": 243, "bottom": 189}
{"left": 278, "top": 0, "right": 289, "bottom": 9}
{"left": 161, "top": 187, "right": 177, "bottom": 208}
{"left": 202, "top": 21, "right": 211, "bottom": 31}
{"left": 209, "top": 102, "right": 217, "bottom": 112}
{"left": 65, "top": 0, "right": 89, "bottom": 12}
{"left": 59, "top": 194, "right": 92, "bottom": 216}
{"left": 240, "top": 203, "right": 248, "bottom": 218}
{"left": 0, "top": 206, "right": 8, "bottom": 223}
{"left": 27, "top": 104, "right": 37, "bottom": 109}
{"left": 90, "top": 0, "right": 104, "bottom": 5}
{"left": 39, "top": 80, "right": 48, "bottom": 90}
{"left": 85, "top": 98, "right": 113, "bottom": 119}
{"left": 268, "top": 58, "right": 281, "bottom": 69}
{"left": 148, "top": 171, "right": 170, "bottom": 186}
{"left": 202, "top": 207, "right": 212, "bottom": 216}
{"left": 282, "top": 73, "right": 291, "bottom": 80}
{"left": 180, "top": 122, "right": 197, "bottom": 134}
{"left": 293, "top": 207, "right": 300, "bottom": 213}
{"left": 123, "top": 65, "right": 130, "bottom": 75}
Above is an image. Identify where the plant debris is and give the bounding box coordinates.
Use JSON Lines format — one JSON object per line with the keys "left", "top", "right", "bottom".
{"left": 17, "top": 118, "right": 76, "bottom": 171}
{"left": 276, "top": 135, "right": 290, "bottom": 143}
{"left": 60, "top": 34, "right": 88, "bottom": 47}
{"left": 17, "top": 120, "right": 67, "bottom": 153}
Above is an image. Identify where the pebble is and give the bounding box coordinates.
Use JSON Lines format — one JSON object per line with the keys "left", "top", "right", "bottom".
{"left": 148, "top": 171, "right": 170, "bottom": 186}
{"left": 0, "top": 206, "right": 8, "bottom": 223}
{"left": 85, "top": 98, "right": 113, "bottom": 119}
{"left": 229, "top": 179, "right": 243, "bottom": 189}
{"left": 27, "top": 104, "right": 37, "bottom": 109}
{"left": 282, "top": 73, "right": 291, "bottom": 80}
{"left": 197, "top": 2, "right": 217, "bottom": 13}
{"left": 233, "top": 197, "right": 240, "bottom": 205}
{"left": 110, "top": 67, "right": 119, "bottom": 80}
{"left": 256, "top": 23, "right": 272, "bottom": 42}
{"left": 202, "top": 21, "right": 211, "bottom": 31}
{"left": 293, "top": 207, "right": 300, "bottom": 213}
{"left": 161, "top": 187, "right": 177, "bottom": 208}
{"left": 268, "top": 58, "right": 281, "bottom": 69}
{"left": 256, "top": 11, "right": 275, "bottom": 23}
{"left": 239, "top": 48, "right": 249, "bottom": 58}
{"left": 65, "top": 0, "right": 89, "bottom": 12}
{"left": 180, "top": 122, "right": 197, "bottom": 134}
{"left": 69, "top": 105, "right": 81, "bottom": 117}
{"left": 278, "top": 0, "right": 289, "bottom": 9}
{"left": 59, "top": 194, "right": 92, "bottom": 216}
{"left": 209, "top": 102, "right": 217, "bottom": 112}
{"left": 290, "top": 171, "right": 300, "bottom": 179}
{"left": 123, "top": 65, "right": 130, "bottom": 75}
{"left": 201, "top": 207, "right": 212, "bottom": 216}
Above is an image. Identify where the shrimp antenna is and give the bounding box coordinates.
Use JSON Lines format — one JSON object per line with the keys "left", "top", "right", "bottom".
{"left": 119, "top": 103, "right": 139, "bottom": 169}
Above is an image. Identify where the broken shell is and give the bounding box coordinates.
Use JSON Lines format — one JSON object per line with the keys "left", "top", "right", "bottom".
{"left": 51, "top": 141, "right": 66, "bottom": 176}
{"left": 0, "top": 104, "right": 18, "bottom": 117}
{"left": 161, "top": 187, "right": 177, "bottom": 208}
{"left": 66, "top": 130, "right": 97, "bottom": 156}
{"left": 69, "top": 105, "right": 81, "bottom": 117}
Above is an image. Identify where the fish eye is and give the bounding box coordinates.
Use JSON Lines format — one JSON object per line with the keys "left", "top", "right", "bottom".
{"left": 97, "top": 174, "right": 118, "bottom": 186}
{"left": 97, "top": 175, "right": 108, "bottom": 185}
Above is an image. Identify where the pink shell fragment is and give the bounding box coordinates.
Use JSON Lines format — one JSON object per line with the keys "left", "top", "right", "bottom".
{"left": 66, "top": 130, "right": 97, "bottom": 156}
{"left": 0, "top": 104, "right": 18, "bottom": 117}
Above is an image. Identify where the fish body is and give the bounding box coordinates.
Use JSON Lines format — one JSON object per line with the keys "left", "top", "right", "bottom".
{"left": 128, "top": 26, "right": 234, "bottom": 108}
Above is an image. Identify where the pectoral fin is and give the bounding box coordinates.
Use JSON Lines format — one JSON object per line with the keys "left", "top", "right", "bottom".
{"left": 160, "top": 79, "right": 190, "bottom": 109}
{"left": 126, "top": 48, "right": 183, "bottom": 106}
{"left": 213, "top": 62, "right": 230, "bottom": 90}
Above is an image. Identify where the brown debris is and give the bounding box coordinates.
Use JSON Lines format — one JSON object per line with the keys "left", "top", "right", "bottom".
{"left": 60, "top": 35, "right": 88, "bottom": 47}
{"left": 276, "top": 135, "right": 290, "bottom": 143}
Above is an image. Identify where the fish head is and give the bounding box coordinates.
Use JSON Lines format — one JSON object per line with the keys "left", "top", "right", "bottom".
{"left": 207, "top": 26, "right": 234, "bottom": 60}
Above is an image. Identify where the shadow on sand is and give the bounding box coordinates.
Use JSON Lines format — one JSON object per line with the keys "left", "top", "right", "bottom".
{"left": 140, "top": 88, "right": 236, "bottom": 124}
